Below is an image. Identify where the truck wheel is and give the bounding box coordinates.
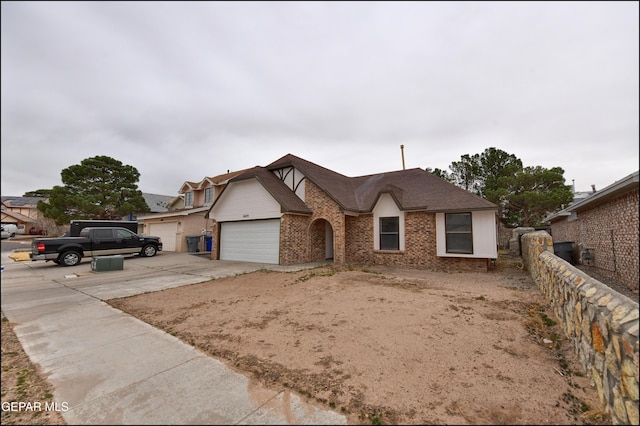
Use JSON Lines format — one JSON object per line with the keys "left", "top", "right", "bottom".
{"left": 141, "top": 244, "right": 157, "bottom": 257}
{"left": 59, "top": 251, "right": 81, "bottom": 267}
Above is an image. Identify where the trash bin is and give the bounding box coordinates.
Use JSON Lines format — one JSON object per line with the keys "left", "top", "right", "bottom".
{"left": 91, "top": 255, "right": 124, "bottom": 271}
{"left": 553, "top": 241, "right": 574, "bottom": 264}
{"left": 186, "top": 235, "right": 201, "bottom": 253}
{"left": 205, "top": 236, "right": 212, "bottom": 252}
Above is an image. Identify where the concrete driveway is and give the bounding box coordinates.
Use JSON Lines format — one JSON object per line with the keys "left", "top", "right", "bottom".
{"left": 1, "top": 251, "right": 345, "bottom": 425}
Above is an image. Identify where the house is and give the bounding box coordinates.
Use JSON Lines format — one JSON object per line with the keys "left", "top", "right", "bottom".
{"left": 544, "top": 170, "right": 639, "bottom": 292}
{"left": 1, "top": 193, "right": 180, "bottom": 236}
{"left": 137, "top": 169, "right": 247, "bottom": 252}
{"left": 141, "top": 193, "right": 184, "bottom": 214}
{"left": 1, "top": 196, "right": 52, "bottom": 235}
{"left": 206, "top": 154, "right": 499, "bottom": 271}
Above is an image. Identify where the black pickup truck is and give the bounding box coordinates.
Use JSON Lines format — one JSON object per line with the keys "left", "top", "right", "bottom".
{"left": 30, "top": 227, "right": 162, "bottom": 267}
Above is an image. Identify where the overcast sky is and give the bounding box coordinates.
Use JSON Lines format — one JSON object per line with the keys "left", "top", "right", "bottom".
{"left": 2, "top": 1, "right": 638, "bottom": 198}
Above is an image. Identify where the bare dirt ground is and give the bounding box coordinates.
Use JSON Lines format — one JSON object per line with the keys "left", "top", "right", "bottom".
{"left": 106, "top": 255, "right": 610, "bottom": 425}
{"left": 1, "top": 312, "right": 66, "bottom": 425}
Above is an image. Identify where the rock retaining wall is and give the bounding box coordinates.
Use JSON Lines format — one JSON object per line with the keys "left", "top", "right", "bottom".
{"left": 521, "top": 231, "right": 638, "bottom": 424}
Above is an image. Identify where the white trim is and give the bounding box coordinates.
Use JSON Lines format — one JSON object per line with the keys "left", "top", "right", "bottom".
{"left": 373, "top": 193, "right": 405, "bottom": 251}
{"left": 436, "top": 211, "right": 497, "bottom": 258}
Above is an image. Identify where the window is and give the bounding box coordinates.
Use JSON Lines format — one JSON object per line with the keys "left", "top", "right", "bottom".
{"left": 380, "top": 217, "right": 399, "bottom": 250}
{"left": 116, "top": 229, "right": 137, "bottom": 239}
{"left": 204, "top": 187, "right": 214, "bottom": 204}
{"left": 185, "top": 191, "right": 193, "bottom": 207}
{"left": 92, "top": 229, "right": 113, "bottom": 241}
{"left": 445, "top": 213, "right": 473, "bottom": 253}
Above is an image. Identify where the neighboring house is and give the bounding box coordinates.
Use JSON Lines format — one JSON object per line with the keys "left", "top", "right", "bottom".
{"left": 137, "top": 170, "right": 247, "bottom": 252}
{"left": 544, "top": 170, "right": 639, "bottom": 292}
{"left": 1, "top": 196, "right": 52, "bottom": 235}
{"left": 1, "top": 193, "right": 180, "bottom": 236}
{"left": 206, "top": 154, "right": 499, "bottom": 271}
{"left": 142, "top": 193, "right": 184, "bottom": 213}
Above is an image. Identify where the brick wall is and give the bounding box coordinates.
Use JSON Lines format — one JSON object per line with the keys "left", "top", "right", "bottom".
{"left": 345, "top": 214, "right": 373, "bottom": 264}
{"left": 549, "top": 217, "right": 579, "bottom": 243}
{"left": 345, "top": 210, "right": 488, "bottom": 271}
{"left": 550, "top": 189, "right": 639, "bottom": 292}
{"left": 209, "top": 221, "right": 219, "bottom": 260}
{"left": 303, "top": 180, "right": 346, "bottom": 265}
{"left": 280, "top": 214, "right": 310, "bottom": 264}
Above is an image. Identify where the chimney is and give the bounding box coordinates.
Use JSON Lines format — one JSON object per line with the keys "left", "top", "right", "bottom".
{"left": 591, "top": 184, "right": 596, "bottom": 193}
{"left": 400, "top": 145, "right": 405, "bottom": 170}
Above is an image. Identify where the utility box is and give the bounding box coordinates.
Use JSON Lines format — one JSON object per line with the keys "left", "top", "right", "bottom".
{"left": 91, "top": 255, "right": 124, "bottom": 272}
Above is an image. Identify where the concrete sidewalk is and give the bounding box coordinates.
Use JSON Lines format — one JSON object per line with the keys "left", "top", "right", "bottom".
{"left": 1, "top": 252, "right": 345, "bottom": 425}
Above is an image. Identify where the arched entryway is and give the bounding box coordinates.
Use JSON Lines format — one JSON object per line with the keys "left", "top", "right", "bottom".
{"left": 309, "top": 219, "right": 334, "bottom": 262}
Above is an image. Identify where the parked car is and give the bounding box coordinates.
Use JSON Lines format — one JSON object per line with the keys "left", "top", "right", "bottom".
{"left": 29, "top": 226, "right": 46, "bottom": 235}
{"left": 1, "top": 226, "right": 11, "bottom": 239}
{"left": 1, "top": 224, "right": 19, "bottom": 239}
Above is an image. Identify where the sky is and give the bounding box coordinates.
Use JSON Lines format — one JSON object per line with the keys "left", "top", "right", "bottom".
{"left": 1, "top": 1, "right": 638, "bottom": 198}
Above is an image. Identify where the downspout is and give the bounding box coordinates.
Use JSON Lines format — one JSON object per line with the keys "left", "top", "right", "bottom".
{"left": 611, "top": 229, "right": 616, "bottom": 272}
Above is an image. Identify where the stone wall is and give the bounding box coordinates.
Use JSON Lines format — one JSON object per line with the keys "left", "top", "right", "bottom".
{"left": 521, "top": 231, "right": 639, "bottom": 424}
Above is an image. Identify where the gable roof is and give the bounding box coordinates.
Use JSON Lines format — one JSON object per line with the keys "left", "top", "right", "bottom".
{"left": 267, "top": 154, "right": 496, "bottom": 212}
{"left": 179, "top": 169, "right": 250, "bottom": 194}
{"left": 213, "top": 154, "right": 496, "bottom": 216}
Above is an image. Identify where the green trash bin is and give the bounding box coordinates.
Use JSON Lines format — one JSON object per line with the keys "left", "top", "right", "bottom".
{"left": 91, "top": 255, "right": 124, "bottom": 272}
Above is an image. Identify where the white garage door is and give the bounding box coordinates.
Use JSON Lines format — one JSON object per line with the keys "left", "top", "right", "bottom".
{"left": 220, "top": 219, "right": 280, "bottom": 264}
{"left": 148, "top": 222, "right": 178, "bottom": 252}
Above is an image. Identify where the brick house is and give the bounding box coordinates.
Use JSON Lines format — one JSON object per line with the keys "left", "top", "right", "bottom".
{"left": 206, "top": 154, "right": 499, "bottom": 271}
{"left": 545, "top": 170, "right": 639, "bottom": 292}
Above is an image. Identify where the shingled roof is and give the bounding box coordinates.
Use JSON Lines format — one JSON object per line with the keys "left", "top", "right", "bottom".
{"left": 224, "top": 154, "right": 496, "bottom": 214}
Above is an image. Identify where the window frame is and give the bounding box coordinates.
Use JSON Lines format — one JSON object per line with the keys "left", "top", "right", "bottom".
{"left": 445, "top": 212, "right": 473, "bottom": 254}
{"left": 379, "top": 216, "right": 400, "bottom": 250}
{"left": 185, "top": 191, "right": 193, "bottom": 207}
{"left": 204, "top": 187, "right": 214, "bottom": 204}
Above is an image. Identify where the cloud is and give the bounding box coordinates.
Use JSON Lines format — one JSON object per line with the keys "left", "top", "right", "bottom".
{"left": 2, "top": 1, "right": 638, "bottom": 197}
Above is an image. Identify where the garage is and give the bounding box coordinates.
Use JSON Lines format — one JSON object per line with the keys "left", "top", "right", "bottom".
{"left": 220, "top": 219, "right": 280, "bottom": 264}
{"left": 147, "top": 221, "right": 178, "bottom": 252}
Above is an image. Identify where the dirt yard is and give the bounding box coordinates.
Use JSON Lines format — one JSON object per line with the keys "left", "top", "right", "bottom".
{"left": 108, "top": 256, "right": 610, "bottom": 425}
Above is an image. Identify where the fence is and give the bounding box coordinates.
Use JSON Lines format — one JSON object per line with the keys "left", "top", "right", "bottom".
{"left": 521, "top": 231, "right": 638, "bottom": 425}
